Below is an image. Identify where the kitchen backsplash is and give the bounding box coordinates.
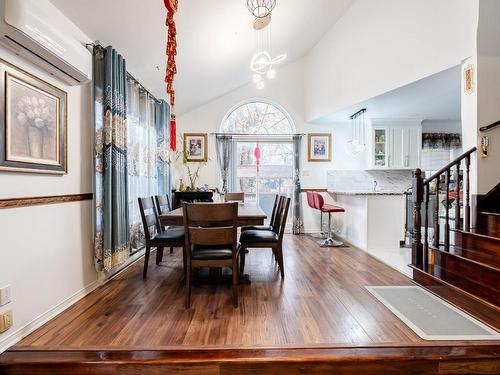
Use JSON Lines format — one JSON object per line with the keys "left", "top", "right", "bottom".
{"left": 327, "top": 170, "right": 413, "bottom": 193}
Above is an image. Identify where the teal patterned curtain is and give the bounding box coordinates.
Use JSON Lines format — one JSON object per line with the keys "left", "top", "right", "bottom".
{"left": 216, "top": 135, "right": 233, "bottom": 193}
{"left": 93, "top": 46, "right": 129, "bottom": 272}
{"left": 292, "top": 135, "right": 303, "bottom": 234}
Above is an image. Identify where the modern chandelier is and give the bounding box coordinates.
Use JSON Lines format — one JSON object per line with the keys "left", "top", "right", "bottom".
{"left": 247, "top": 0, "right": 286, "bottom": 89}
{"left": 246, "top": 0, "right": 277, "bottom": 18}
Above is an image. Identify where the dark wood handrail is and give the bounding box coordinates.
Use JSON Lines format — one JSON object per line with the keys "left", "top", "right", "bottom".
{"left": 411, "top": 147, "right": 477, "bottom": 270}
{"left": 480, "top": 120, "right": 500, "bottom": 132}
{"left": 424, "top": 147, "right": 477, "bottom": 184}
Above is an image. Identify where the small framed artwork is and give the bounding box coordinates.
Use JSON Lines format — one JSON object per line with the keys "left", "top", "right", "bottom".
{"left": 0, "top": 59, "right": 67, "bottom": 174}
{"left": 308, "top": 133, "right": 332, "bottom": 162}
{"left": 464, "top": 64, "right": 474, "bottom": 95}
{"left": 184, "top": 133, "right": 208, "bottom": 162}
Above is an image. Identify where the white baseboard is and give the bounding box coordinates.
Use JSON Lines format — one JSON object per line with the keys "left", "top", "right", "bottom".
{"left": 0, "top": 279, "right": 100, "bottom": 354}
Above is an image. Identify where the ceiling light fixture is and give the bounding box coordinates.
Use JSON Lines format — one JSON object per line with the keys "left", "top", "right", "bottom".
{"left": 247, "top": 0, "right": 285, "bottom": 89}
{"left": 247, "top": 0, "right": 276, "bottom": 18}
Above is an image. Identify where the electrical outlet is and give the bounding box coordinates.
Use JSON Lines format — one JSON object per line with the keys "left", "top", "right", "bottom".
{"left": 0, "top": 310, "right": 13, "bottom": 333}
{"left": 0, "top": 285, "right": 11, "bottom": 306}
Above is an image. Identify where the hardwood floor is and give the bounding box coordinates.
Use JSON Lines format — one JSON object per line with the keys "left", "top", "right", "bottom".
{"left": 12, "top": 235, "right": 497, "bottom": 348}
{"left": 2, "top": 234, "right": 499, "bottom": 374}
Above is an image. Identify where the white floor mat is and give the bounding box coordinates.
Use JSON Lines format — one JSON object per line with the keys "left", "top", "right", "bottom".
{"left": 366, "top": 286, "right": 500, "bottom": 340}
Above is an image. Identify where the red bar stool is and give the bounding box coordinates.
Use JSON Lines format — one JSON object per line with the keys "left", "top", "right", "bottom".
{"left": 313, "top": 192, "right": 345, "bottom": 247}
{"left": 307, "top": 191, "right": 326, "bottom": 238}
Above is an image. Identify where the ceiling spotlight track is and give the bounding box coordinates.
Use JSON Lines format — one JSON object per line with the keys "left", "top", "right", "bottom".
{"left": 247, "top": 0, "right": 277, "bottom": 18}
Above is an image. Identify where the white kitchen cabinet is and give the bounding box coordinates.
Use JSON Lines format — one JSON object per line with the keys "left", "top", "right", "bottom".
{"left": 368, "top": 120, "right": 421, "bottom": 170}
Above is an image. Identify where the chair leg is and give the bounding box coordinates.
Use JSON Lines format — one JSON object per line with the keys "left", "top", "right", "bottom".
{"left": 232, "top": 259, "right": 239, "bottom": 308}
{"left": 186, "top": 265, "right": 192, "bottom": 309}
{"left": 156, "top": 246, "right": 164, "bottom": 265}
{"left": 170, "top": 246, "right": 173, "bottom": 254}
{"left": 276, "top": 245, "right": 285, "bottom": 278}
{"left": 182, "top": 247, "right": 187, "bottom": 283}
{"left": 143, "top": 245, "right": 151, "bottom": 279}
{"left": 239, "top": 247, "right": 246, "bottom": 275}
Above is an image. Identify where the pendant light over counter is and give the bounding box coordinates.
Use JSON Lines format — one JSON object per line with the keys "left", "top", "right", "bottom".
{"left": 345, "top": 108, "right": 367, "bottom": 156}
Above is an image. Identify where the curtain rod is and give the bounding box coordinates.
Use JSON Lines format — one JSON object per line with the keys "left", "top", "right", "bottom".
{"left": 85, "top": 41, "right": 165, "bottom": 104}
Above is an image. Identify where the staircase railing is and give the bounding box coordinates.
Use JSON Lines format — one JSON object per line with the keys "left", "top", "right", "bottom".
{"left": 411, "top": 147, "right": 477, "bottom": 269}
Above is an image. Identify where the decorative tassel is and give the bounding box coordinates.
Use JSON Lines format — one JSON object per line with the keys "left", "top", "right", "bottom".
{"left": 170, "top": 113, "right": 176, "bottom": 151}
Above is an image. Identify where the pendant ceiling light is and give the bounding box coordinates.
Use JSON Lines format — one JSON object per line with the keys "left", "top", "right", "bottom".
{"left": 345, "top": 109, "right": 367, "bottom": 156}
{"left": 247, "top": 0, "right": 285, "bottom": 89}
{"left": 247, "top": 0, "right": 277, "bottom": 18}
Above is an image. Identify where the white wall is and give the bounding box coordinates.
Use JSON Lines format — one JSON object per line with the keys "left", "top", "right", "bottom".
{"left": 0, "top": 47, "right": 97, "bottom": 351}
{"left": 461, "top": 0, "right": 500, "bottom": 195}
{"left": 306, "top": 0, "right": 478, "bottom": 122}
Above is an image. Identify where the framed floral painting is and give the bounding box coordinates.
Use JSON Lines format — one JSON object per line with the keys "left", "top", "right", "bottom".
{"left": 0, "top": 59, "right": 67, "bottom": 174}
{"left": 183, "top": 133, "right": 207, "bottom": 162}
{"left": 308, "top": 133, "right": 332, "bottom": 162}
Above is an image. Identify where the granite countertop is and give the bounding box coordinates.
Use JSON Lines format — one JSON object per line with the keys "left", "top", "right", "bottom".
{"left": 327, "top": 190, "right": 405, "bottom": 196}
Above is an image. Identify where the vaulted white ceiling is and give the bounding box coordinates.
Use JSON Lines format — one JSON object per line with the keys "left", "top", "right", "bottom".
{"left": 50, "top": 0, "right": 354, "bottom": 114}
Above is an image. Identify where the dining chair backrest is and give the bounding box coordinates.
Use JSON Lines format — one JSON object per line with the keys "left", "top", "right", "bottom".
{"left": 268, "top": 194, "right": 279, "bottom": 228}
{"left": 183, "top": 202, "right": 238, "bottom": 248}
{"left": 272, "top": 196, "right": 286, "bottom": 232}
{"left": 276, "top": 197, "right": 291, "bottom": 240}
{"left": 225, "top": 192, "right": 245, "bottom": 202}
{"left": 314, "top": 192, "right": 325, "bottom": 210}
{"left": 138, "top": 197, "right": 160, "bottom": 243}
{"left": 155, "top": 195, "right": 172, "bottom": 215}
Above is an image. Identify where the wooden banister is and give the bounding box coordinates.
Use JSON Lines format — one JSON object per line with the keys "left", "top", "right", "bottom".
{"left": 412, "top": 147, "right": 477, "bottom": 269}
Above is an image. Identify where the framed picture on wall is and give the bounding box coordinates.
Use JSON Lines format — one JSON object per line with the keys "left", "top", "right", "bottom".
{"left": 184, "top": 133, "right": 208, "bottom": 162}
{"left": 463, "top": 64, "right": 474, "bottom": 95}
{"left": 0, "top": 59, "right": 67, "bottom": 174}
{"left": 307, "top": 133, "right": 332, "bottom": 162}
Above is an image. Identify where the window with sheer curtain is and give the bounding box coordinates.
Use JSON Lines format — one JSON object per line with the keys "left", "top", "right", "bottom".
{"left": 126, "top": 78, "right": 171, "bottom": 252}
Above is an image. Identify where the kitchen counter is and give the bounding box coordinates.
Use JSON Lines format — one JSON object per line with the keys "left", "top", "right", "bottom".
{"left": 328, "top": 190, "right": 405, "bottom": 196}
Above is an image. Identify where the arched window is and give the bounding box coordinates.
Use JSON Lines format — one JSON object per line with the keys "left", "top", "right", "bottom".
{"left": 220, "top": 100, "right": 295, "bottom": 134}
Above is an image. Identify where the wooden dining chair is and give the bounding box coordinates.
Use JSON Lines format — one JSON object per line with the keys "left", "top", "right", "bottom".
{"left": 241, "top": 194, "right": 279, "bottom": 232}
{"left": 183, "top": 202, "right": 240, "bottom": 308}
{"left": 239, "top": 196, "right": 291, "bottom": 278}
{"left": 155, "top": 194, "right": 179, "bottom": 254}
{"left": 224, "top": 192, "right": 245, "bottom": 202}
{"left": 138, "top": 197, "right": 185, "bottom": 279}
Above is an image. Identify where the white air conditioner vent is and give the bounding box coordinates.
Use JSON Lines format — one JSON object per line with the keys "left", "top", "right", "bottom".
{"left": 0, "top": 0, "right": 92, "bottom": 86}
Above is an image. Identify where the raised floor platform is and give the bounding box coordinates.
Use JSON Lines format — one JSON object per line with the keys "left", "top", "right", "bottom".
{"left": 1, "top": 235, "right": 499, "bottom": 374}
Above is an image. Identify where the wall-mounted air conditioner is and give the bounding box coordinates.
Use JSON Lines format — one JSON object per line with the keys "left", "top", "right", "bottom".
{"left": 0, "top": 0, "right": 92, "bottom": 86}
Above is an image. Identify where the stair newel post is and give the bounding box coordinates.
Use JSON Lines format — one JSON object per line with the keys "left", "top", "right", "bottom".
{"left": 464, "top": 155, "right": 471, "bottom": 231}
{"left": 444, "top": 169, "right": 451, "bottom": 251}
{"left": 433, "top": 177, "right": 440, "bottom": 248}
{"left": 454, "top": 163, "right": 461, "bottom": 231}
{"left": 423, "top": 184, "right": 429, "bottom": 266}
{"left": 412, "top": 169, "right": 424, "bottom": 269}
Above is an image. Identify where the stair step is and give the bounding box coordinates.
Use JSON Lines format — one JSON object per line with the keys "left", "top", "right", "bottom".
{"left": 478, "top": 211, "right": 500, "bottom": 237}
{"left": 421, "top": 263, "right": 500, "bottom": 307}
{"left": 411, "top": 265, "right": 500, "bottom": 331}
{"left": 429, "top": 246, "right": 500, "bottom": 288}
{"left": 432, "top": 244, "right": 500, "bottom": 269}
{"left": 453, "top": 229, "right": 500, "bottom": 258}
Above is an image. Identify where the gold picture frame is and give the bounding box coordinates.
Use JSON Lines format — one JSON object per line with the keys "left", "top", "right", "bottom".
{"left": 308, "top": 133, "right": 332, "bottom": 162}
{"left": 184, "top": 133, "right": 208, "bottom": 162}
{"left": 464, "top": 64, "right": 474, "bottom": 95}
{"left": 0, "top": 59, "right": 67, "bottom": 174}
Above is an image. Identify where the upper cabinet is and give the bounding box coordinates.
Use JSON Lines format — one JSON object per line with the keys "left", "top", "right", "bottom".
{"left": 368, "top": 120, "right": 421, "bottom": 170}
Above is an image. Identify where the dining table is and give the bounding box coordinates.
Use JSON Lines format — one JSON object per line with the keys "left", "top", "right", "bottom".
{"left": 158, "top": 202, "right": 267, "bottom": 227}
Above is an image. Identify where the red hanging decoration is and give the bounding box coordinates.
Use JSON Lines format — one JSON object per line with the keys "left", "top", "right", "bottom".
{"left": 254, "top": 144, "right": 261, "bottom": 174}
{"left": 170, "top": 113, "right": 177, "bottom": 151}
{"left": 164, "top": 0, "right": 178, "bottom": 150}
